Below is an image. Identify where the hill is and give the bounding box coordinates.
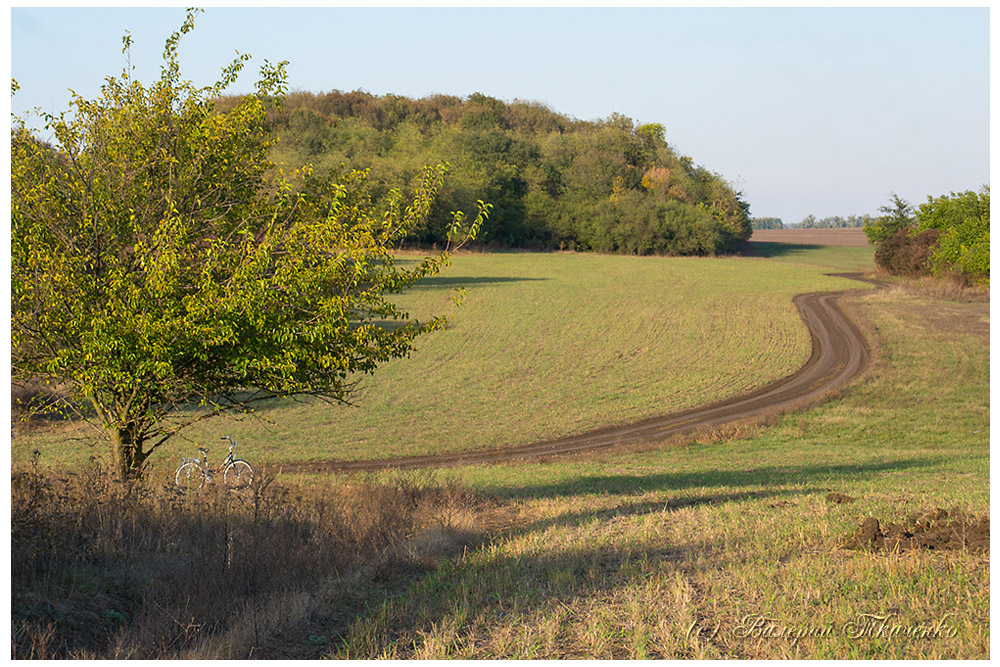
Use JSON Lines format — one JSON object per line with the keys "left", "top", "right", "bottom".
{"left": 223, "top": 91, "right": 752, "bottom": 255}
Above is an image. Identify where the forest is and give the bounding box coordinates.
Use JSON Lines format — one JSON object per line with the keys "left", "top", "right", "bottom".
{"left": 226, "top": 90, "right": 753, "bottom": 255}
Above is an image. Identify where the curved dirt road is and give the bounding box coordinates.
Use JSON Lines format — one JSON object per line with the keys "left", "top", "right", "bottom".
{"left": 279, "top": 273, "right": 883, "bottom": 474}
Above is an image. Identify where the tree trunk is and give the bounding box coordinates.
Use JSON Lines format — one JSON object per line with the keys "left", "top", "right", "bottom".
{"left": 112, "top": 424, "right": 148, "bottom": 482}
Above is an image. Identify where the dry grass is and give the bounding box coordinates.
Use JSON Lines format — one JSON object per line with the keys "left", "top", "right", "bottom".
{"left": 10, "top": 460, "right": 499, "bottom": 659}
{"left": 885, "top": 273, "right": 990, "bottom": 302}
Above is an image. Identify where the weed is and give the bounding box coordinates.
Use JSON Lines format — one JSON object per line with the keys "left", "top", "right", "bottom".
{"left": 10, "top": 463, "right": 493, "bottom": 659}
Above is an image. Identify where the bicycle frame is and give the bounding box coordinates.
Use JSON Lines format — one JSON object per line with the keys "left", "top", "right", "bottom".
{"left": 178, "top": 437, "right": 242, "bottom": 481}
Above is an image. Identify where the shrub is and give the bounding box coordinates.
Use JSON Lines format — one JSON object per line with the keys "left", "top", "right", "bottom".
{"left": 874, "top": 227, "right": 941, "bottom": 277}
{"left": 916, "top": 187, "right": 990, "bottom": 286}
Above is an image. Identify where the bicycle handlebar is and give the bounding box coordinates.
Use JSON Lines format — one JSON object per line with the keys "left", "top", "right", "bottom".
{"left": 221, "top": 435, "right": 237, "bottom": 452}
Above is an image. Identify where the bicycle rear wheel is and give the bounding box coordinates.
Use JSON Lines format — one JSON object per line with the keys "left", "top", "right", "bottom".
{"left": 175, "top": 461, "right": 207, "bottom": 491}
{"left": 223, "top": 460, "right": 253, "bottom": 488}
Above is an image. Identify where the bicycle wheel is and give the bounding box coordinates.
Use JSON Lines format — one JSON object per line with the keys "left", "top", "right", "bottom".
{"left": 175, "top": 461, "right": 207, "bottom": 491}
{"left": 223, "top": 460, "right": 253, "bottom": 488}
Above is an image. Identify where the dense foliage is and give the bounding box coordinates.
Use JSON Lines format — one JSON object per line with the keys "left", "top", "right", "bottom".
{"left": 863, "top": 193, "right": 915, "bottom": 245}
{"left": 865, "top": 188, "right": 989, "bottom": 286}
{"left": 751, "top": 217, "right": 784, "bottom": 230}
{"left": 245, "top": 90, "right": 752, "bottom": 255}
{"left": 915, "top": 187, "right": 989, "bottom": 284}
{"left": 796, "top": 214, "right": 871, "bottom": 229}
{"left": 10, "top": 11, "right": 487, "bottom": 479}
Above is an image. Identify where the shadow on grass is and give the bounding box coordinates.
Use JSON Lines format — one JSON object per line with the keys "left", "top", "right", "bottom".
{"left": 745, "top": 241, "right": 826, "bottom": 259}
{"left": 520, "top": 487, "right": 818, "bottom": 535}
{"left": 326, "top": 537, "right": 712, "bottom": 659}
{"left": 312, "top": 457, "right": 946, "bottom": 658}
{"left": 480, "top": 457, "right": 942, "bottom": 501}
{"left": 413, "top": 275, "right": 548, "bottom": 290}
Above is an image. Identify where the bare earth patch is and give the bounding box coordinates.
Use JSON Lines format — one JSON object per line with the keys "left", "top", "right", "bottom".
{"left": 842, "top": 509, "right": 989, "bottom": 553}
{"left": 751, "top": 228, "right": 869, "bottom": 246}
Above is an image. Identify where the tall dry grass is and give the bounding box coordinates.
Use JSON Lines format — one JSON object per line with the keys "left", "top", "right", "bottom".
{"left": 11, "top": 457, "right": 487, "bottom": 659}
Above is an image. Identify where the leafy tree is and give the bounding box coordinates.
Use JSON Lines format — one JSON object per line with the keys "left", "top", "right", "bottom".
{"left": 11, "top": 11, "right": 489, "bottom": 480}
{"left": 863, "top": 192, "right": 915, "bottom": 245}
{"left": 916, "top": 187, "right": 989, "bottom": 285}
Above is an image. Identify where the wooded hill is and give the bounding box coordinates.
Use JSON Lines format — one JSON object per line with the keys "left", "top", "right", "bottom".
{"left": 232, "top": 91, "right": 752, "bottom": 255}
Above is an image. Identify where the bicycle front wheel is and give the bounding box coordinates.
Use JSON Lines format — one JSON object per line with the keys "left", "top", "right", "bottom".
{"left": 223, "top": 460, "right": 253, "bottom": 488}
{"left": 175, "top": 461, "right": 207, "bottom": 491}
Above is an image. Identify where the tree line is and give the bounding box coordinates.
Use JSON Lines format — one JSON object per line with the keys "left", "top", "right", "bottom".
{"left": 796, "top": 214, "right": 871, "bottom": 229}
{"left": 751, "top": 217, "right": 784, "bottom": 230}
{"left": 225, "top": 90, "right": 752, "bottom": 255}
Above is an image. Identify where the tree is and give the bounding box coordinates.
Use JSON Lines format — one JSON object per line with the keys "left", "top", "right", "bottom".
{"left": 916, "top": 187, "right": 989, "bottom": 285}
{"left": 863, "top": 192, "right": 915, "bottom": 245}
{"left": 11, "top": 10, "right": 489, "bottom": 480}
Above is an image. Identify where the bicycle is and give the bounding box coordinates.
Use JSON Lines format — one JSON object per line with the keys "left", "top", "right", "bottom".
{"left": 175, "top": 436, "right": 254, "bottom": 490}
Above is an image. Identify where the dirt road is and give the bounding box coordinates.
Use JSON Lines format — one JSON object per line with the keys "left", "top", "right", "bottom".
{"left": 277, "top": 274, "right": 883, "bottom": 474}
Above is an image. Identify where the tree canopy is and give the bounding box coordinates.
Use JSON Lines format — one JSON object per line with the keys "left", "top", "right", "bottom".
{"left": 246, "top": 90, "right": 752, "bottom": 255}
{"left": 11, "top": 10, "right": 488, "bottom": 479}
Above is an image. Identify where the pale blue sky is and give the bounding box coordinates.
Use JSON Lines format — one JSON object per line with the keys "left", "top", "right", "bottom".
{"left": 10, "top": 5, "right": 991, "bottom": 224}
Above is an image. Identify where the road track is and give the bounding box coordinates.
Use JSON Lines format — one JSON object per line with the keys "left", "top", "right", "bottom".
{"left": 277, "top": 273, "right": 884, "bottom": 474}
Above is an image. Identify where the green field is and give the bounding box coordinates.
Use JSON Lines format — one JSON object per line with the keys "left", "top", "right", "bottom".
{"left": 746, "top": 240, "right": 877, "bottom": 272}
{"left": 328, "top": 274, "right": 989, "bottom": 659}
{"left": 14, "top": 247, "right": 875, "bottom": 469}
{"left": 12, "top": 239, "right": 989, "bottom": 658}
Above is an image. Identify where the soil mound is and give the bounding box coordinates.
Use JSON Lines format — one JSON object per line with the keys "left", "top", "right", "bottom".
{"left": 843, "top": 509, "right": 989, "bottom": 553}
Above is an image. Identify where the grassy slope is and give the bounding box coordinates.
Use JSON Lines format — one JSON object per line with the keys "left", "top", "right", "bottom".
{"left": 325, "top": 248, "right": 989, "bottom": 659}
{"left": 14, "top": 247, "right": 874, "bottom": 469}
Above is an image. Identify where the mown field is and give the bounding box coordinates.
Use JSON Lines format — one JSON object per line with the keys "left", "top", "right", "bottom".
{"left": 13, "top": 247, "right": 873, "bottom": 470}
{"left": 323, "top": 269, "right": 989, "bottom": 659}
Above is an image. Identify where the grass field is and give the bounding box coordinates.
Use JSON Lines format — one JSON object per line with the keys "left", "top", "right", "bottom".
{"left": 325, "top": 283, "right": 989, "bottom": 659}
{"left": 13, "top": 238, "right": 988, "bottom": 659}
{"left": 13, "top": 247, "right": 875, "bottom": 470}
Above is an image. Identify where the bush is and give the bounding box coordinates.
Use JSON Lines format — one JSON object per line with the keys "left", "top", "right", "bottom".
{"left": 916, "top": 188, "right": 989, "bottom": 286}
{"left": 874, "top": 227, "right": 941, "bottom": 277}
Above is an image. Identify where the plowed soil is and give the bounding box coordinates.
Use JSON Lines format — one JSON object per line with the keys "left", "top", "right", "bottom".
{"left": 276, "top": 273, "right": 885, "bottom": 475}
{"left": 751, "top": 228, "right": 870, "bottom": 246}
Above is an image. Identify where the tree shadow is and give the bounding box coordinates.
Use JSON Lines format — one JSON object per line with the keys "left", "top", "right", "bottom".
{"left": 480, "top": 457, "right": 941, "bottom": 501}
{"left": 413, "top": 275, "right": 548, "bottom": 290}
{"left": 303, "top": 456, "right": 946, "bottom": 657}
{"left": 519, "top": 487, "right": 817, "bottom": 535}
{"left": 745, "top": 241, "right": 826, "bottom": 260}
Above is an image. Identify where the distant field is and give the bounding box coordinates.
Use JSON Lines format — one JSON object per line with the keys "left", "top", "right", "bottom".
{"left": 13, "top": 252, "right": 865, "bottom": 471}
{"left": 747, "top": 235, "right": 875, "bottom": 273}
{"left": 751, "top": 228, "right": 869, "bottom": 246}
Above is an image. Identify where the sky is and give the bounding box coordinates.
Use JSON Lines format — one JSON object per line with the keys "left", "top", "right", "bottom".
{"left": 8, "top": 3, "right": 991, "bottom": 224}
